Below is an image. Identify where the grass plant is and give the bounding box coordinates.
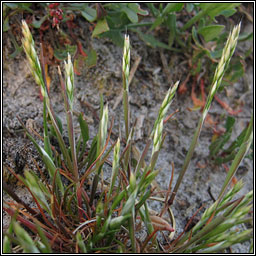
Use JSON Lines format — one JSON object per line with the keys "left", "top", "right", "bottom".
{"left": 3, "top": 20, "right": 253, "bottom": 253}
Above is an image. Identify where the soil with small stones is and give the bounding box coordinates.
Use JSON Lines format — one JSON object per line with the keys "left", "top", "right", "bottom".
{"left": 2, "top": 6, "right": 253, "bottom": 253}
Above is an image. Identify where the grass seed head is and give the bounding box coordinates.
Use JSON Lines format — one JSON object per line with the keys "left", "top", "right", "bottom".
{"left": 21, "top": 20, "right": 46, "bottom": 96}
{"left": 210, "top": 23, "right": 241, "bottom": 101}
{"left": 100, "top": 104, "right": 109, "bottom": 149}
{"left": 64, "top": 53, "right": 74, "bottom": 105}
{"left": 122, "top": 34, "right": 130, "bottom": 90}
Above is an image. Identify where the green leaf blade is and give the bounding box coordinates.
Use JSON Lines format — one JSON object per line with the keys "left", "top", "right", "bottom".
{"left": 92, "top": 18, "right": 109, "bottom": 37}
{"left": 198, "top": 25, "right": 225, "bottom": 42}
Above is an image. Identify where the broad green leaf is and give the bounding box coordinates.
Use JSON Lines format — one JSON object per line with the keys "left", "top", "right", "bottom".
{"left": 101, "top": 30, "right": 124, "bottom": 47}
{"left": 220, "top": 9, "right": 237, "bottom": 17}
{"left": 85, "top": 49, "right": 97, "bottom": 67}
{"left": 127, "top": 3, "right": 148, "bottom": 16}
{"left": 198, "top": 25, "right": 225, "bottom": 42}
{"left": 122, "top": 5, "right": 138, "bottom": 23}
{"left": 199, "top": 3, "right": 240, "bottom": 19}
{"left": 81, "top": 7, "right": 97, "bottom": 22}
{"left": 106, "top": 11, "right": 130, "bottom": 29}
{"left": 92, "top": 18, "right": 109, "bottom": 37}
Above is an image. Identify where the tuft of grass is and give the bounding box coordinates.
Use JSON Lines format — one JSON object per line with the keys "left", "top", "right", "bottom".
{"left": 3, "top": 21, "right": 252, "bottom": 253}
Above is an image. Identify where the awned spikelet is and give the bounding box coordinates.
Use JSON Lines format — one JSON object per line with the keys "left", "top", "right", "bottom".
{"left": 21, "top": 20, "right": 46, "bottom": 97}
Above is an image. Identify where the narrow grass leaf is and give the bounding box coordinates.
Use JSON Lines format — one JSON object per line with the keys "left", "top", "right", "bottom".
{"left": 35, "top": 222, "right": 52, "bottom": 253}
{"left": 76, "top": 232, "right": 87, "bottom": 253}
{"left": 14, "top": 222, "right": 40, "bottom": 253}
{"left": 23, "top": 170, "right": 52, "bottom": 216}
{"left": 78, "top": 113, "right": 89, "bottom": 151}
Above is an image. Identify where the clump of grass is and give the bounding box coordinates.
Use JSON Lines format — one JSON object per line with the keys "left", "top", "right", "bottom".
{"left": 3, "top": 21, "right": 252, "bottom": 253}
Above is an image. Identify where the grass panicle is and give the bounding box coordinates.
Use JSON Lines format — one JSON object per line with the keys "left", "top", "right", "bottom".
{"left": 122, "top": 34, "right": 130, "bottom": 140}
{"left": 64, "top": 53, "right": 75, "bottom": 107}
{"left": 169, "top": 23, "right": 242, "bottom": 205}
{"left": 21, "top": 20, "right": 46, "bottom": 97}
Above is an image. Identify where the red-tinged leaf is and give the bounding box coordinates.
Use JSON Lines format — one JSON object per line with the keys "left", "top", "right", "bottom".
{"left": 166, "top": 205, "right": 204, "bottom": 250}
{"left": 150, "top": 215, "right": 174, "bottom": 232}
{"left": 200, "top": 78, "right": 206, "bottom": 103}
{"left": 206, "top": 242, "right": 219, "bottom": 247}
{"left": 205, "top": 114, "right": 217, "bottom": 128}
{"left": 178, "top": 74, "right": 190, "bottom": 94}
{"left": 214, "top": 95, "right": 243, "bottom": 116}
{"left": 3, "top": 207, "right": 63, "bottom": 245}
{"left": 178, "top": 82, "right": 188, "bottom": 94}
{"left": 6, "top": 166, "right": 55, "bottom": 230}
{"left": 77, "top": 41, "right": 87, "bottom": 57}
{"left": 40, "top": 20, "right": 50, "bottom": 31}
{"left": 96, "top": 3, "right": 107, "bottom": 20}
{"left": 191, "top": 79, "right": 205, "bottom": 108}
{"left": 39, "top": 89, "right": 44, "bottom": 101}
{"left": 44, "top": 64, "right": 51, "bottom": 92}
{"left": 163, "top": 109, "right": 179, "bottom": 124}
{"left": 141, "top": 229, "right": 158, "bottom": 252}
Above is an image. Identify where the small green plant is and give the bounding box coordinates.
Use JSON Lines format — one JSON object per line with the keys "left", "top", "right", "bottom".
{"left": 3, "top": 21, "right": 253, "bottom": 253}
{"left": 209, "top": 115, "right": 253, "bottom": 165}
